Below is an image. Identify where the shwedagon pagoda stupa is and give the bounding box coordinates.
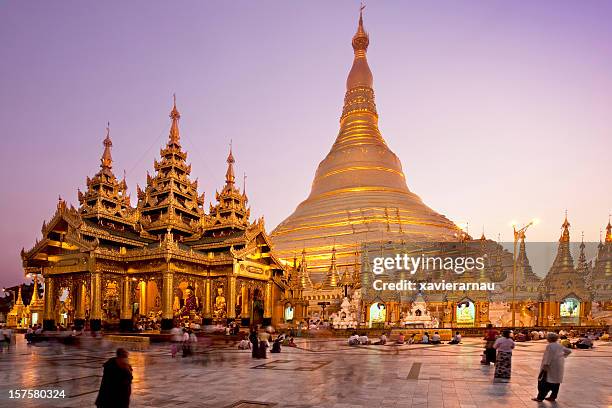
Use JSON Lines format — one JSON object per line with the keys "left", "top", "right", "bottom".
{"left": 271, "top": 10, "right": 462, "bottom": 274}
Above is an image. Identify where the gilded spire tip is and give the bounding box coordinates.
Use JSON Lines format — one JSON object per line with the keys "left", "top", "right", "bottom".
{"left": 101, "top": 123, "right": 113, "bottom": 170}
{"left": 168, "top": 95, "right": 181, "bottom": 145}
{"left": 225, "top": 142, "right": 235, "bottom": 184}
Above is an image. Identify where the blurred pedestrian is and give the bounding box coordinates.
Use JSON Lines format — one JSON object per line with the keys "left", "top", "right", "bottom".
{"left": 532, "top": 332, "right": 571, "bottom": 402}
{"left": 95, "top": 348, "right": 133, "bottom": 408}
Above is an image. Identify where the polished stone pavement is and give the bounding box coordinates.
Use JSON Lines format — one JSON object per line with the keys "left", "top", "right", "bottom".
{"left": 0, "top": 334, "right": 610, "bottom": 408}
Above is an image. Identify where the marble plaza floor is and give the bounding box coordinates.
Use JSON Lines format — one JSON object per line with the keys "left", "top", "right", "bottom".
{"left": 0, "top": 334, "right": 610, "bottom": 408}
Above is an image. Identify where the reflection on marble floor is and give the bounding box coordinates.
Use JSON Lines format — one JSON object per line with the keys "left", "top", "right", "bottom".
{"left": 0, "top": 335, "right": 610, "bottom": 408}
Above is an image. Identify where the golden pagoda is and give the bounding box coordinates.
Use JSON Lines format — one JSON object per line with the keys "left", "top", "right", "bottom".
{"left": 540, "top": 214, "right": 590, "bottom": 325}
{"left": 7, "top": 285, "right": 25, "bottom": 328}
{"left": 271, "top": 9, "right": 460, "bottom": 276}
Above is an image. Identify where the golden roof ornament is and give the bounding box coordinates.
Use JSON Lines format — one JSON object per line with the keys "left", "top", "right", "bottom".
{"left": 606, "top": 215, "right": 612, "bottom": 243}
{"left": 226, "top": 141, "right": 236, "bottom": 185}
{"left": 560, "top": 211, "right": 570, "bottom": 243}
{"left": 100, "top": 122, "right": 113, "bottom": 171}
{"left": 169, "top": 94, "right": 181, "bottom": 146}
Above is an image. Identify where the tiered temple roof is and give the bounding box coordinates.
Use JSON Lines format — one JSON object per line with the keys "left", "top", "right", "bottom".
{"left": 206, "top": 145, "right": 250, "bottom": 236}
{"left": 137, "top": 97, "right": 206, "bottom": 239}
{"left": 22, "top": 97, "right": 286, "bottom": 285}
{"left": 543, "top": 215, "right": 589, "bottom": 301}
{"left": 78, "top": 124, "right": 138, "bottom": 230}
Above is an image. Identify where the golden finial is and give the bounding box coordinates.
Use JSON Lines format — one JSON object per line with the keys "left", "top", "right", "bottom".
{"left": 101, "top": 122, "right": 113, "bottom": 170}
{"left": 225, "top": 141, "right": 235, "bottom": 184}
{"left": 606, "top": 213, "right": 612, "bottom": 243}
{"left": 352, "top": 3, "right": 369, "bottom": 54}
{"left": 560, "top": 211, "right": 570, "bottom": 242}
{"left": 168, "top": 94, "right": 181, "bottom": 145}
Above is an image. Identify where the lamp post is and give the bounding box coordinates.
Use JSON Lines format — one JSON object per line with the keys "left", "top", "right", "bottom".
{"left": 512, "top": 221, "right": 535, "bottom": 327}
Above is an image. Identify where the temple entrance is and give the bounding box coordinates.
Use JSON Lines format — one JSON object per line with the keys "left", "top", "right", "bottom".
{"left": 133, "top": 279, "right": 160, "bottom": 319}
{"left": 368, "top": 302, "right": 386, "bottom": 328}
{"left": 102, "top": 281, "right": 120, "bottom": 323}
{"left": 560, "top": 296, "right": 580, "bottom": 325}
{"left": 58, "top": 287, "right": 73, "bottom": 327}
{"left": 284, "top": 303, "right": 294, "bottom": 322}
{"left": 252, "top": 288, "right": 264, "bottom": 326}
{"left": 456, "top": 299, "right": 476, "bottom": 327}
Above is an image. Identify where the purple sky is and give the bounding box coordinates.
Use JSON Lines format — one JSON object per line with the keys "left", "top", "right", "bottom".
{"left": 1, "top": 1, "right": 611, "bottom": 290}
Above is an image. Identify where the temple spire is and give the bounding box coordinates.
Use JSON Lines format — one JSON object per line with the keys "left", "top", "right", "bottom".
{"left": 225, "top": 142, "right": 235, "bottom": 185}
{"left": 31, "top": 274, "right": 40, "bottom": 303}
{"left": 606, "top": 215, "right": 612, "bottom": 243}
{"left": 168, "top": 94, "right": 181, "bottom": 146}
{"left": 345, "top": 5, "right": 374, "bottom": 92}
{"left": 560, "top": 211, "right": 570, "bottom": 242}
{"left": 100, "top": 122, "right": 113, "bottom": 171}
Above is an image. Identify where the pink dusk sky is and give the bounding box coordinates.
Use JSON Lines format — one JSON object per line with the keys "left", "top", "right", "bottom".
{"left": 0, "top": 1, "right": 610, "bottom": 289}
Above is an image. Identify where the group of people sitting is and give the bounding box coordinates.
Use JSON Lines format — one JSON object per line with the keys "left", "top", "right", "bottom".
{"left": 239, "top": 331, "right": 297, "bottom": 352}
{"left": 348, "top": 331, "right": 462, "bottom": 346}
{"left": 348, "top": 332, "right": 371, "bottom": 345}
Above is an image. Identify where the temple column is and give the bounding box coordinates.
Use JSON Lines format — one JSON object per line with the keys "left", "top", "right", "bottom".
{"left": 161, "top": 271, "right": 174, "bottom": 331}
{"left": 203, "top": 277, "right": 212, "bottom": 325}
{"left": 240, "top": 284, "right": 250, "bottom": 326}
{"left": 90, "top": 271, "right": 102, "bottom": 332}
{"left": 120, "top": 276, "right": 133, "bottom": 332}
{"left": 263, "top": 281, "right": 272, "bottom": 326}
{"left": 227, "top": 276, "right": 236, "bottom": 322}
{"left": 43, "top": 276, "right": 56, "bottom": 331}
{"left": 74, "top": 281, "right": 85, "bottom": 330}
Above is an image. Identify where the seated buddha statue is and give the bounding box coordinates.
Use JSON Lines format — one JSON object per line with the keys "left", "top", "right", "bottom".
{"left": 181, "top": 286, "right": 199, "bottom": 316}
{"left": 213, "top": 287, "right": 226, "bottom": 320}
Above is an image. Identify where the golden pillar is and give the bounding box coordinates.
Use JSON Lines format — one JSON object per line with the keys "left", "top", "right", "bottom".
{"left": 90, "top": 271, "right": 102, "bottom": 331}
{"left": 203, "top": 278, "right": 212, "bottom": 323}
{"left": 228, "top": 276, "right": 236, "bottom": 319}
{"left": 74, "top": 282, "right": 85, "bottom": 320}
{"left": 241, "top": 284, "right": 249, "bottom": 319}
{"left": 161, "top": 271, "right": 174, "bottom": 330}
{"left": 264, "top": 281, "right": 272, "bottom": 325}
{"left": 42, "top": 276, "right": 55, "bottom": 330}
{"left": 119, "top": 276, "right": 133, "bottom": 331}
{"left": 120, "top": 276, "right": 132, "bottom": 320}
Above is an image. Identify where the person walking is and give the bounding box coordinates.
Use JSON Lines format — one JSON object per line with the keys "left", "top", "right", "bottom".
{"left": 483, "top": 324, "right": 499, "bottom": 365}
{"left": 95, "top": 348, "right": 133, "bottom": 408}
{"left": 249, "top": 327, "right": 259, "bottom": 358}
{"left": 493, "top": 329, "right": 515, "bottom": 382}
{"left": 532, "top": 332, "right": 572, "bottom": 402}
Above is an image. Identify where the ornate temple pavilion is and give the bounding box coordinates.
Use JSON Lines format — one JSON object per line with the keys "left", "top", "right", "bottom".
{"left": 21, "top": 100, "right": 292, "bottom": 331}
{"left": 271, "top": 10, "right": 462, "bottom": 277}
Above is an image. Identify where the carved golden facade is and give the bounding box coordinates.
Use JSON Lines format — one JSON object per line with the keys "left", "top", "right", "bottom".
{"left": 21, "top": 100, "right": 294, "bottom": 331}
{"left": 271, "top": 10, "right": 461, "bottom": 278}
{"left": 294, "top": 215, "right": 609, "bottom": 328}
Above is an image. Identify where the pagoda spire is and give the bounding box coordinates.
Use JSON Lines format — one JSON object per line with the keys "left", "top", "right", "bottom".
{"left": 31, "top": 275, "right": 40, "bottom": 303}
{"left": 298, "top": 248, "right": 313, "bottom": 289}
{"left": 100, "top": 123, "right": 113, "bottom": 171}
{"left": 323, "top": 245, "right": 340, "bottom": 288}
{"left": 341, "top": 5, "right": 377, "bottom": 121}
{"left": 168, "top": 94, "right": 181, "bottom": 146}
{"left": 207, "top": 143, "right": 250, "bottom": 234}
{"left": 225, "top": 142, "right": 235, "bottom": 185}
{"left": 606, "top": 215, "right": 612, "bottom": 243}
{"left": 560, "top": 211, "right": 570, "bottom": 243}
{"left": 15, "top": 285, "right": 24, "bottom": 306}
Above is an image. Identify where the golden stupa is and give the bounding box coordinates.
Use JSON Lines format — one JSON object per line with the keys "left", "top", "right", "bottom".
{"left": 271, "top": 10, "right": 461, "bottom": 274}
